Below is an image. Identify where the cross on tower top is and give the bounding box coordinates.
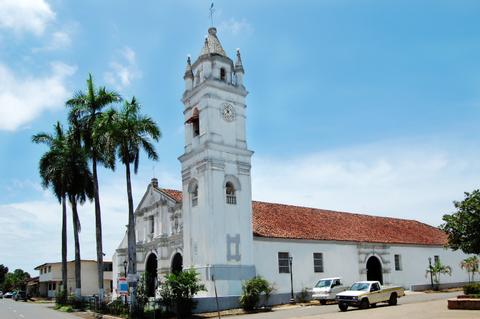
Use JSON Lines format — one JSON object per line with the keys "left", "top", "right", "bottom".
{"left": 209, "top": 2, "right": 215, "bottom": 27}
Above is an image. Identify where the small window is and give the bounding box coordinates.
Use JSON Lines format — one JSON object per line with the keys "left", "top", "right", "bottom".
{"left": 226, "top": 182, "right": 236, "bottom": 205}
{"left": 371, "top": 283, "right": 380, "bottom": 291}
{"left": 220, "top": 68, "right": 226, "bottom": 81}
{"left": 434, "top": 255, "right": 440, "bottom": 264}
{"left": 313, "top": 252, "right": 324, "bottom": 273}
{"left": 103, "top": 263, "right": 113, "bottom": 272}
{"left": 48, "top": 266, "right": 51, "bottom": 272}
{"left": 394, "top": 254, "right": 402, "bottom": 271}
{"left": 191, "top": 184, "right": 198, "bottom": 207}
{"left": 149, "top": 216, "right": 154, "bottom": 234}
{"left": 278, "top": 252, "right": 290, "bottom": 273}
{"left": 195, "top": 71, "right": 201, "bottom": 86}
{"left": 40, "top": 268, "right": 43, "bottom": 274}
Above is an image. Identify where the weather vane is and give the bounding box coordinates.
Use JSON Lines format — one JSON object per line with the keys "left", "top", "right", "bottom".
{"left": 209, "top": 1, "right": 215, "bottom": 27}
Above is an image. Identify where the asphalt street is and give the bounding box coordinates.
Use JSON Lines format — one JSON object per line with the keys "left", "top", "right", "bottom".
{"left": 231, "top": 291, "right": 470, "bottom": 319}
{"left": 0, "top": 298, "right": 78, "bottom": 319}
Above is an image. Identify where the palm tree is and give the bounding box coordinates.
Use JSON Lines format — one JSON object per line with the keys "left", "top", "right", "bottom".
{"left": 426, "top": 259, "right": 452, "bottom": 290}
{"left": 64, "top": 129, "right": 95, "bottom": 298}
{"left": 460, "top": 256, "right": 479, "bottom": 283}
{"left": 98, "top": 97, "right": 160, "bottom": 309}
{"left": 67, "top": 74, "right": 121, "bottom": 300}
{"left": 32, "top": 122, "right": 68, "bottom": 301}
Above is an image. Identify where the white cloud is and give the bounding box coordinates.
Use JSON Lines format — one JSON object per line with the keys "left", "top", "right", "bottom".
{"left": 252, "top": 141, "right": 480, "bottom": 227}
{"left": 218, "top": 18, "right": 253, "bottom": 36}
{"left": 104, "top": 47, "right": 141, "bottom": 90}
{"left": 0, "top": 61, "right": 76, "bottom": 131}
{"left": 33, "top": 31, "right": 72, "bottom": 52}
{"left": 0, "top": 0, "right": 55, "bottom": 35}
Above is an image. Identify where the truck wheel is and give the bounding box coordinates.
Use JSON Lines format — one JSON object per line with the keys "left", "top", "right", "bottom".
{"left": 388, "top": 293, "right": 397, "bottom": 306}
{"left": 320, "top": 300, "right": 327, "bottom": 305}
{"left": 360, "top": 298, "right": 370, "bottom": 309}
{"left": 371, "top": 303, "right": 377, "bottom": 308}
{"left": 339, "top": 303, "right": 348, "bottom": 312}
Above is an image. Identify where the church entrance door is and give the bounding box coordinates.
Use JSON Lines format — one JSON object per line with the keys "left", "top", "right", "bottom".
{"left": 145, "top": 254, "right": 158, "bottom": 297}
{"left": 171, "top": 253, "right": 183, "bottom": 274}
{"left": 366, "top": 256, "right": 383, "bottom": 284}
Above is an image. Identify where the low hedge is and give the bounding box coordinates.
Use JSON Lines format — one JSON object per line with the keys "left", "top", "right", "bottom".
{"left": 463, "top": 283, "right": 480, "bottom": 295}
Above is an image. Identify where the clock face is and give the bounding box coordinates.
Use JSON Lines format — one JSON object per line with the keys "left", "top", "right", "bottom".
{"left": 222, "top": 103, "right": 235, "bottom": 122}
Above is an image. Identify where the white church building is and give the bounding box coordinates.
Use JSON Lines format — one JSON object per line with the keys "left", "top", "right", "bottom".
{"left": 113, "top": 27, "right": 470, "bottom": 310}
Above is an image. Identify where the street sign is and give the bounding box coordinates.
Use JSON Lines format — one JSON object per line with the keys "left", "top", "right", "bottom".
{"left": 127, "top": 273, "right": 139, "bottom": 283}
{"left": 118, "top": 277, "right": 128, "bottom": 295}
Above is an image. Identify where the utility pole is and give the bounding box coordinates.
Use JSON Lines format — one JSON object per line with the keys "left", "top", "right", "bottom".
{"left": 289, "top": 256, "right": 295, "bottom": 304}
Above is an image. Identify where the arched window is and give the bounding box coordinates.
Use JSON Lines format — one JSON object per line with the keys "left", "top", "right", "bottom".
{"left": 220, "top": 68, "right": 226, "bottom": 81}
{"left": 185, "top": 108, "right": 200, "bottom": 137}
{"left": 188, "top": 180, "right": 198, "bottom": 207}
{"left": 191, "top": 184, "right": 198, "bottom": 206}
{"left": 226, "top": 182, "right": 236, "bottom": 205}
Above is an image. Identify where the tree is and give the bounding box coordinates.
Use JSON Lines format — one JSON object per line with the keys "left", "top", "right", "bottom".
{"left": 97, "top": 97, "right": 160, "bottom": 311}
{"left": 32, "top": 123, "right": 69, "bottom": 297}
{"left": 64, "top": 129, "right": 95, "bottom": 298}
{"left": 2, "top": 269, "right": 31, "bottom": 291}
{"left": 66, "top": 74, "right": 121, "bottom": 301}
{"left": 460, "top": 256, "right": 479, "bottom": 283}
{"left": 0, "top": 264, "right": 8, "bottom": 287}
{"left": 440, "top": 190, "right": 480, "bottom": 255}
{"left": 159, "top": 269, "right": 206, "bottom": 318}
{"left": 426, "top": 259, "right": 452, "bottom": 290}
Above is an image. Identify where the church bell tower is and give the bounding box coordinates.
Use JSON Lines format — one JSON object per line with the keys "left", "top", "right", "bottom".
{"left": 179, "top": 27, "right": 255, "bottom": 296}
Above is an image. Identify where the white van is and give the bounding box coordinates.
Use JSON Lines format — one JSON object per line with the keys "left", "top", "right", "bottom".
{"left": 312, "top": 277, "right": 347, "bottom": 304}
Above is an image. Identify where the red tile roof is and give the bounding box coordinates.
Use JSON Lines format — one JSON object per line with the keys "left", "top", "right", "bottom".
{"left": 159, "top": 189, "right": 447, "bottom": 246}
{"left": 160, "top": 188, "right": 184, "bottom": 202}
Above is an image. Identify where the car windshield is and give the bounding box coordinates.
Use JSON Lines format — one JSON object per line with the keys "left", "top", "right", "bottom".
{"left": 350, "top": 283, "right": 370, "bottom": 291}
{"left": 315, "top": 279, "right": 332, "bottom": 288}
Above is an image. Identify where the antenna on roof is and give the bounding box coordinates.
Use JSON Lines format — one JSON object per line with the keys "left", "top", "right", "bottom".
{"left": 209, "top": 1, "right": 215, "bottom": 27}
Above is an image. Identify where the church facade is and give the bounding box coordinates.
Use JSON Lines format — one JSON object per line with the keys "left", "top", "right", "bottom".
{"left": 113, "top": 27, "right": 470, "bottom": 309}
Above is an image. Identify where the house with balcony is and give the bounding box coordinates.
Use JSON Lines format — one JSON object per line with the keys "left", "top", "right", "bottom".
{"left": 34, "top": 260, "right": 113, "bottom": 298}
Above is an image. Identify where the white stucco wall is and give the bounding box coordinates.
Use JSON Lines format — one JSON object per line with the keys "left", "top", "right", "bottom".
{"left": 254, "top": 238, "right": 360, "bottom": 293}
{"left": 389, "top": 245, "right": 470, "bottom": 288}
{"left": 254, "top": 237, "right": 471, "bottom": 294}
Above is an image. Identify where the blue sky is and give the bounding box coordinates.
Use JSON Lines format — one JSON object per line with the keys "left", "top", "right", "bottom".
{"left": 0, "top": 0, "right": 479, "bottom": 274}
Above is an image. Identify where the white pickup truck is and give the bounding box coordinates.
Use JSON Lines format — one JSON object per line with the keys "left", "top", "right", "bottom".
{"left": 311, "top": 277, "right": 348, "bottom": 304}
{"left": 336, "top": 281, "right": 405, "bottom": 311}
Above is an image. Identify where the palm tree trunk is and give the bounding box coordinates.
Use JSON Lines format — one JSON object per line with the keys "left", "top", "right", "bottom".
{"left": 126, "top": 162, "right": 138, "bottom": 310}
{"left": 71, "top": 196, "right": 82, "bottom": 299}
{"left": 61, "top": 195, "right": 68, "bottom": 298}
{"left": 92, "top": 157, "right": 105, "bottom": 301}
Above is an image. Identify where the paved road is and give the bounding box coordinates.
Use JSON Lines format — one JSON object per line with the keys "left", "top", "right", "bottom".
{"left": 234, "top": 291, "right": 473, "bottom": 319}
{"left": 0, "top": 298, "right": 78, "bottom": 319}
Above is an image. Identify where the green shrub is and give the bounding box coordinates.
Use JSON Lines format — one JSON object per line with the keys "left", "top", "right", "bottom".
{"left": 58, "top": 305, "right": 73, "bottom": 312}
{"left": 67, "top": 293, "right": 86, "bottom": 310}
{"left": 464, "top": 283, "right": 480, "bottom": 295}
{"left": 100, "top": 298, "right": 129, "bottom": 317}
{"left": 159, "top": 268, "right": 206, "bottom": 318}
{"left": 296, "top": 287, "right": 310, "bottom": 303}
{"left": 239, "top": 276, "right": 274, "bottom": 311}
{"left": 55, "top": 289, "right": 68, "bottom": 306}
